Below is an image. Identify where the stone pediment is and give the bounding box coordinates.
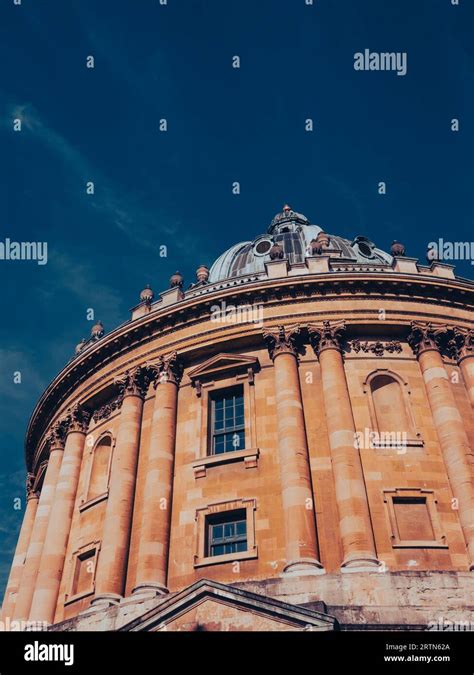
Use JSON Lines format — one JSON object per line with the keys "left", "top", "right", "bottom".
{"left": 187, "top": 353, "right": 260, "bottom": 393}
{"left": 120, "top": 579, "right": 337, "bottom": 632}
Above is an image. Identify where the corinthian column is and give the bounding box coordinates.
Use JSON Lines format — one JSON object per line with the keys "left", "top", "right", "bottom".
{"left": 263, "top": 325, "right": 324, "bottom": 574}
{"left": 29, "top": 405, "right": 90, "bottom": 623}
{"left": 408, "top": 322, "right": 474, "bottom": 568}
{"left": 308, "top": 321, "right": 380, "bottom": 571}
{"left": 449, "top": 327, "right": 474, "bottom": 408}
{"left": 92, "top": 367, "right": 149, "bottom": 606}
{"left": 1, "top": 475, "right": 39, "bottom": 621}
{"left": 13, "top": 422, "right": 66, "bottom": 621}
{"left": 132, "top": 352, "right": 182, "bottom": 597}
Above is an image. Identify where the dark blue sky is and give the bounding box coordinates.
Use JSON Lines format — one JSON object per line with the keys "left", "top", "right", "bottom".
{"left": 0, "top": 0, "right": 473, "bottom": 602}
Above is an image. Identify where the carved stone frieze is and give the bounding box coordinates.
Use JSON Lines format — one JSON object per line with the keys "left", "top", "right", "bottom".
{"left": 92, "top": 396, "right": 123, "bottom": 423}
{"left": 349, "top": 340, "right": 402, "bottom": 357}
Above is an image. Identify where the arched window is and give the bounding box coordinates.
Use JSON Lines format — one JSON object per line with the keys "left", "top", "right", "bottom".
{"left": 370, "top": 374, "right": 410, "bottom": 434}
{"left": 363, "top": 370, "right": 422, "bottom": 448}
{"left": 87, "top": 435, "right": 112, "bottom": 501}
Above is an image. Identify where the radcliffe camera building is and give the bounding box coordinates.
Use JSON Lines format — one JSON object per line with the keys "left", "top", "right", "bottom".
{"left": 1, "top": 205, "right": 473, "bottom": 631}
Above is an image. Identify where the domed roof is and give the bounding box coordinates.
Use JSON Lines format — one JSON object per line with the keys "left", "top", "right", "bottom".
{"left": 209, "top": 205, "right": 393, "bottom": 283}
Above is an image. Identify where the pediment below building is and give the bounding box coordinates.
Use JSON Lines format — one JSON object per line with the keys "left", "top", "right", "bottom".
{"left": 187, "top": 353, "right": 260, "bottom": 388}
{"left": 121, "top": 579, "right": 337, "bottom": 632}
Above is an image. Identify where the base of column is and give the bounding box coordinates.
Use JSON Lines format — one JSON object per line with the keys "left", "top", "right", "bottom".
{"left": 131, "top": 582, "right": 169, "bottom": 599}
{"left": 282, "top": 558, "right": 326, "bottom": 576}
{"left": 341, "top": 554, "right": 381, "bottom": 573}
{"left": 89, "top": 593, "right": 123, "bottom": 608}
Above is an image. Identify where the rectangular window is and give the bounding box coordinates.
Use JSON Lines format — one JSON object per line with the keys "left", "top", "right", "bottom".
{"left": 210, "top": 386, "right": 245, "bottom": 455}
{"left": 393, "top": 497, "right": 435, "bottom": 542}
{"left": 207, "top": 510, "right": 247, "bottom": 557}
{"left": 383, "top": 489, "right": 447, "bottom": 549}
{"left": 71, "top": 548, "right": 96, "bottom": 598}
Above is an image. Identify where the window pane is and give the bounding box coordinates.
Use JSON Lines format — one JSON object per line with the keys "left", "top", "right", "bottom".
{"left": 234, "top": 415, "right": 244, "bottom": 428}
{"left": 212, "top": 524, "right": 223, "bottom": 540}
{"left": 236, "top": 520, "right": 246, "bottom": 536}
{"left": 207, "top": 511, "right": 248, "bottom": 557}
{"left": 214, "top": 436, "right": 225, "bottom": 454}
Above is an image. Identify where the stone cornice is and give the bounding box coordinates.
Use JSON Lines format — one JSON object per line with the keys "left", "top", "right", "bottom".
{"left": 24, "top": 272, "right": 474, "bottom": 471}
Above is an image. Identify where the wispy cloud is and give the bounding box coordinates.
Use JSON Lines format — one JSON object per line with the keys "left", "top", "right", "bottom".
{"left": 3, "top": 101, "right": 213, "bottom": 267}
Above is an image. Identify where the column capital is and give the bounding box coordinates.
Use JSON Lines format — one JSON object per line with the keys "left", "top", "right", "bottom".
{"left": 447, "top": 327, "right": 474, "bottom": 363}
{"left": 46, "top": 419, "right": 67, "bottom": 451}
{"left": 407, "top": 321, "right": 450, "bottom": 357}
{"left": 114, "top": 365, "right": 150, "bottom": 400}
{"left": 308, "top": 320, "right": 346, "bottom": 356}
{"left": 25, "top": 472, "right": 39, "bottom": 501}
{"left": 147, "top": 351, "right": 183, "bottom": 388}
{"left": 263, "top": 324, "right": 303, "bottom": 361}
{"left": 64, "top": 403, "right": 91, "bottom": 435}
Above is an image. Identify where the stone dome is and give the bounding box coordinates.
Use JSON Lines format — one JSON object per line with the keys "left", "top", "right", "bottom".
{"left": 209, "top": 205, "right": 393, "bottom": 283}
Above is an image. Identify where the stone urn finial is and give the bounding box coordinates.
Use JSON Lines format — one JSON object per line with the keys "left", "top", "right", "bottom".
{"left": 91, "top": 320, "right": 104, "bottom": 339}
{"left": 196, "top": 264, "right": 209, "bottom": 283}
{"left": 308, "top": 231, "right": 330, "bottom": 255}
{"left": 269, "top": 242, "right": 284, "bottom": 260}
{"left": 75, "top": 338, "right": 87, "bottom": 355}
{"left": 391, "top": 240, "right": 406, "bottom": 257}
{"left": 170, "top": 271, "right": 184, "bottom": 289}
{"left": 140, "top": 283, "right": 154, "bottom": 305}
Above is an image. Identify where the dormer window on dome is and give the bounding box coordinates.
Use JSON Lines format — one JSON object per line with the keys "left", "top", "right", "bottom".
{"left": 207, "top": 205, "right": 393, "bottom": 283}
{"left": 253, "top": 238, "right": 273, "bottom": 256}
{"left": 352, "top": 236, "right": 376, "bottom": 259}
